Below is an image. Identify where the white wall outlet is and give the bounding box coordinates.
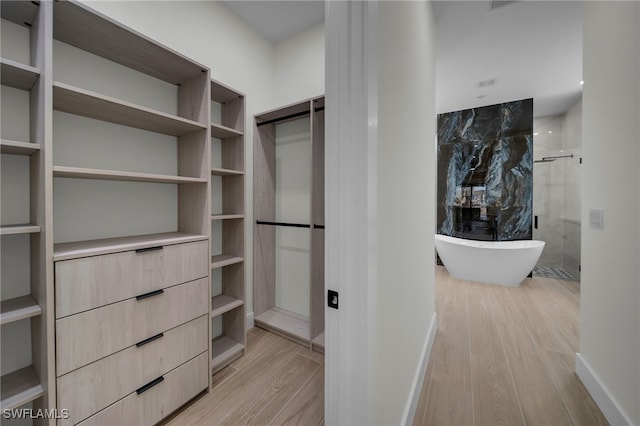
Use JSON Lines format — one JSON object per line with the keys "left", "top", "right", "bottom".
{"left": 589, "top": 208, "right": 604, "bottom": 229}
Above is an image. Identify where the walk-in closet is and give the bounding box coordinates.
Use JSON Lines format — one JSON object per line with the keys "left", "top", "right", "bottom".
{"left": 253, "top": 97, "right": 325, "bottom": 352}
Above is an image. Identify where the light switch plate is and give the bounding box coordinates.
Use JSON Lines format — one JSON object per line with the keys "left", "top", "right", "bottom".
{"left": 589, "top": 208, "right": 604, "bottom": 229}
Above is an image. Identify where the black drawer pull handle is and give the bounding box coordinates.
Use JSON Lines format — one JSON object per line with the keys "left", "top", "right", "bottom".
{"left": 136, "top": 289, "right": 164, "bottom": 301}
{"left": 135, "top": 333, "right": 164, "bottom": 348}
{"left": 136, "top": 376, "right": 164, "bottom": 395}
{"left": 135, "top": 246, "right": 163, "bottom": 254}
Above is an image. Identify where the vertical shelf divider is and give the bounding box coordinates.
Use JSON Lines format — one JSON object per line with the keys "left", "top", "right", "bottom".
{"left": 210, "top": 79, "right": 246, "bottom": 376}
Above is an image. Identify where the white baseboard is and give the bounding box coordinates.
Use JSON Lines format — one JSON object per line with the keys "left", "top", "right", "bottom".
{"left": 402, "top": 312, "right": 438, "bottom": 425}
{"left": 575, "top": 353, "right": 633, "bottom": 426}
{"left": 246, "top": 311, "right": 254, "bottom": 330}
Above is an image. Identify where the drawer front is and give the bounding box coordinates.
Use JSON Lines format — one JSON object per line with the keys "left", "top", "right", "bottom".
{"left": 55, "top": 240, "right": 208, "bottom": 318}
{"left": 75, "top": 352, "right": 209, "bottom": 426}
{"left": 57, "top": 316, "right": 208, "bottom": 426}
{"left": 56, "top": 278, "right": 208, "bottom": 376}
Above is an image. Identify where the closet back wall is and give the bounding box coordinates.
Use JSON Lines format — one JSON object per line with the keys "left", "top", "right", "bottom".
{"left": 275, "top": 118, "right": 311, "bottom": 317}
{"left": 79, "top": 0, "right": 326, "bottom": 326}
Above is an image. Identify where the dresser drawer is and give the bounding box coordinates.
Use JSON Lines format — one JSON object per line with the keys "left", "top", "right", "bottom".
{"left": 75, "top": 352, "right": 209, "bottom": 426}
{"left": 55, "top": 240, "right": 208, "bottom": 318}
{"left": 57, "top": 316, "right": 207, "bottom": 426}
{"left": 56, "top": 278, "right": 208, "bottom": 376}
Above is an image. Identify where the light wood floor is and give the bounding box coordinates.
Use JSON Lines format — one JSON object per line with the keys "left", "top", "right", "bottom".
{"left": 166, "top": 265, "right": 607, "bottom": 426}
{"left": 413, "top": 266, "right": 609, "bottom": 426}
{"left": 163, "top": 327, "right": 324, "bottom": 425}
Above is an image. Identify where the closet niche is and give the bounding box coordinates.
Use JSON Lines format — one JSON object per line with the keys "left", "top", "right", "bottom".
{"left": 254, "top": 97, "right": 325, "bottom": 352}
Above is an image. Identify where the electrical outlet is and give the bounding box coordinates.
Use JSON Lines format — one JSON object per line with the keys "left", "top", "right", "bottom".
{"left": 328, "top": 290, "right": 339, "bottom": 309}
{"left": 589, "top": 208, "right": 604, "bottom": 229}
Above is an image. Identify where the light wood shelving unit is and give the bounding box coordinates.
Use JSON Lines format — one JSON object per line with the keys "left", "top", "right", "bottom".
{"left": 253, "top": 96, "right": 325, "bottom": 351}
{"left": 51, "top": 0, "right": 211, "bottom": 245}
{"left": 2, "top": 0, "right": 250, "bottom": 418}
{"left": 209, "top": 79, "right": 246, "bottom": 374}
{"left": 0, "top": 0, "right": 54, "bottom": 415}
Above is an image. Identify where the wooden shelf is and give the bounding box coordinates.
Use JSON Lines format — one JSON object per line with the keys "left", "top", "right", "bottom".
{"left": 211, "top": 336, "right": 244, "bottom": 372}
{"left": 211, "top": 214, "right": 244, "bottom": 221}
{"left": 0, "top": 139, "right": 41, "bottom": 155}
{"left": 1, "top": 1, "right": 39, "bottom": 28}
{"left": 211, "top": 79, "right": 244, "bottom": 103}
{"left": 211, "top": 295, "right": 243, "bottom": 318}
{"left": 211, "top": 167, "right": 244, "bottom": 176}
{"left": 53, "top": 232, "right": 208, "bottom": 261}
{"left": 211, "top": 254, "right": 244, "bottom": 269}
{"left": 211, "top": 123, "right": 243, "bottom": 139}
{"left": 0, "top": 366, "right": 44, "bottom": 411}
{"left": 53, "top": 82, "right": 207, "bottom": 137}
{"left": 53, "top": 165, "right": 207, "bottom": 184}
{"left": 0, "top": 296, "right": 41, "bottom": 325}
{"left": 255, "top": 307, "right": 310, "bottom": 344}
{"left": 0, "top": 224, "right": 40, "bottom": 236}
{"left": 53, "top": 1, "right": 207, "bottom": 85}
{"left": 1, "top": 58, "right": 40, "bottom": 90}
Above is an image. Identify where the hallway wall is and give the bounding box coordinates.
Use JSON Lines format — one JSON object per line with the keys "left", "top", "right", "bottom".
{"left": 581, "top": 2, "right": 640, "bottom": 424}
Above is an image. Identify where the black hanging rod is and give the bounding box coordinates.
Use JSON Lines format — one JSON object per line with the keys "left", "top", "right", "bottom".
{"left": 256, "top": 106, "right": 325, "bottom": 127}
{"left": 257, "top": 220, "right": 310, "bottom": 228}
{"left": 256, "top": 220, "right": 326, "bottom": 229}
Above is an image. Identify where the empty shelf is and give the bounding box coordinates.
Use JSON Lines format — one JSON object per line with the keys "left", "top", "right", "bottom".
{"left": 0, "top": 366, "right": 44, "bottom": 410}
{"left": 255, "top": 307, "right": 310, "bottom": 344}
{"left": 211, "top": 336, "right": 244, "bottom": 372}
{"left": 0, "top": 139, "right": 41, "bottom": 155}
{"left": 0, "top": 296, "right": 41, "bottom": 325}
{"left": 211, "top": 123, "right": 243, "bottom": 139}
{"left": 211, "top": 254, "right": 244, "bottom": 269}
{"left": 53, "top": 166, "right": 207, "bottom": 184}
{"left": 211, "top": 295, "right": 243, "bottom": 318}
{"left": 211, "top": 167, "right": 244, "bottom": 176}
{"left": 211, "top": 79, "right": 244, "bottom": 103}
{"left": 0, "top": 224, "right": 40, "bottom": 236}
{"left": 211, "top": 214, "right": 244, "bottom": 220}
{"left": 1, "top": 58, "right": 40, "bottom": 90}
{"left": 53, "top": 82, "right": 207, "bottom": 137}
{"left": 1, "top": 1, "right": 39, "bottom": 28}
{"left": 53, "top": 1, "right": 207, "bottom": 84}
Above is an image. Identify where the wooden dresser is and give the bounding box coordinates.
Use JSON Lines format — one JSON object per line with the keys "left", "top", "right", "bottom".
{"left": 53, "top": 237, "right": 209, "bottom": 425}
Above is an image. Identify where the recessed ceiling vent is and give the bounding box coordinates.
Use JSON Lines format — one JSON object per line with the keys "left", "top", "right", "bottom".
{"left": 491, "top": 1, "right": 518, "bottom": 10}
{"left": 478, "top": 78, "right": 496, "bottom": 88}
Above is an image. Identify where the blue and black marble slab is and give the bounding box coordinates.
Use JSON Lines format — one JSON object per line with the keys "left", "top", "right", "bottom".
{"left": 437, "top": 99, "right": 533, "bottom": 241}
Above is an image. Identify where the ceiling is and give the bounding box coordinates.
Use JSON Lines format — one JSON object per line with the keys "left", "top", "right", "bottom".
{"left": 224, "top": 0, "right": 582, "bottom": 118}
{"left": 222, "top": 1, "right": 325, "bottom": 43}
{"left": 433, "top": 1, "right": 582, "bottom": 117}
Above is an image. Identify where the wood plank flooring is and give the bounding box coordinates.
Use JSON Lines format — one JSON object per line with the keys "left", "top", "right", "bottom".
{"left": 413, "top": 266, "right": 609, "bottom": 426}
{"left": 162, "top": 327, "right": 324, "bottom": 425}
{"left": 165, "top": 265, "right": 606, "bottom": 425}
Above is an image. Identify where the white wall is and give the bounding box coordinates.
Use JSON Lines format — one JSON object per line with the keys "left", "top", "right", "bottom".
{"left": 275, "top": 118, "right": 312, "bottom": 317}
{"left": 372, "top": 2, "right": 436, "bottom": 423}
{"left": 325, "top": 1, "right": 436, "bottom": 424}
{"left": 274, "top": 22, "right": 325, "bottom": 106}
{"left": 581, "top": 2, "right": 640, "bottom": 425}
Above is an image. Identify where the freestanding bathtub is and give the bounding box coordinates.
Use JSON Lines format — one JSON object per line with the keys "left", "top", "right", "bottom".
{"left": 434, "top": 234, "right": 545, "bottom": 286}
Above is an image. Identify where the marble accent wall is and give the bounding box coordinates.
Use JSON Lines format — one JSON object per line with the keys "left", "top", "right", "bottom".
{"left": 437, "top": 99, "right": 533, "bottom": 241}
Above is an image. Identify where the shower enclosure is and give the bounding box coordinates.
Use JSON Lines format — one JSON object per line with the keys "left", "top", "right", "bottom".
{"left": 532, "top": 104, "right": 582, "bottom": 280}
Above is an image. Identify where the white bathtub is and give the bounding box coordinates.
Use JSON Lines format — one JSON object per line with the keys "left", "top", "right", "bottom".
{"left": 434, "top": 234, "right": 545, "bottom": 286}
